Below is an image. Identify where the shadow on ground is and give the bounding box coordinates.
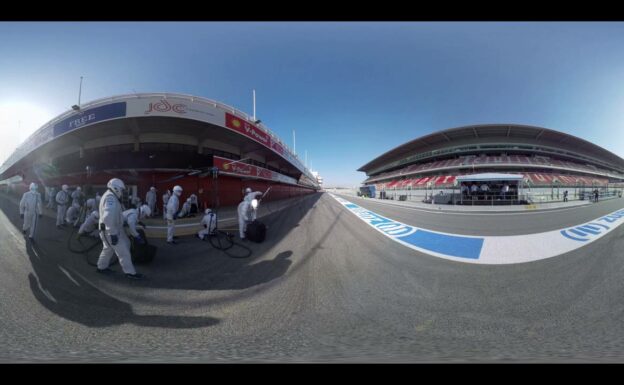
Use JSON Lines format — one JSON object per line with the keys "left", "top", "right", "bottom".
{"left": 0, "top": 192, "right": 322, "bottom": 327}
{"left": 0, "top": 195, "right": 219, "bottom": 329}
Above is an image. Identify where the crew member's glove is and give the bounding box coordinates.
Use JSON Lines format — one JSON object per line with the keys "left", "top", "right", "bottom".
{"left": 135, "top": 235, "right": 145, "bottom": 245}
{"left": 20, "top": 214, "right": 24, "bottom": 219}
{"left": 173, "top": 213, "right": 178, "bottom": 220}
{"left": 204, "top": 224, "right": 207, "bottom": 228}
{"left": 110, "top": 234, "right": 118, "bottom": 245}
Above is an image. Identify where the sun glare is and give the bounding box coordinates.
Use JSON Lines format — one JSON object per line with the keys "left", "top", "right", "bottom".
{"left": 0, "top": 101, "right": 54, "bottom": 164}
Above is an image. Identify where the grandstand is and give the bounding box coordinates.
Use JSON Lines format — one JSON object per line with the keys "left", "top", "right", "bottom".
{"left": 358, "top": 124, "right": 624, "bottom": 204}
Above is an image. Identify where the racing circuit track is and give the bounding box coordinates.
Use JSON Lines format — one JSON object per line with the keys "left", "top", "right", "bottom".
{"left": 2, "top": 192, "right": 624, "bottom": 362}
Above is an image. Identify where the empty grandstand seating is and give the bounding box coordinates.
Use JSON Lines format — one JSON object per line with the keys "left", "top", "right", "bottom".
{"left": 366, "top": 154, "right": 621, "bottom": 185}
{"left": 372, "top": 172, "right": 608, "bottom": 190}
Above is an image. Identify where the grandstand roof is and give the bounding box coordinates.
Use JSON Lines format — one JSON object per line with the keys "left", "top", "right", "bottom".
{"left": 358, "top": 124, "right": 624, "bottom": 174}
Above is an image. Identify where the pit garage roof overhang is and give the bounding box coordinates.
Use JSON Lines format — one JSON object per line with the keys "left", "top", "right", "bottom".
{"left": 3, "top": 116, "right": 303, "bottom": 178}
{"left": 0, "top": 93, "right": 316, "bottom": 186}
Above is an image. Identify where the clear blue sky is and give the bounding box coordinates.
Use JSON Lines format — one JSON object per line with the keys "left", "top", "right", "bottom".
{"left": 1, "top": 22, "right": 623, "bottom": 187}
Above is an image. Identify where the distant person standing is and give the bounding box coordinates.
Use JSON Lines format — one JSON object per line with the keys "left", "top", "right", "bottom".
{"left": 563, "top": 190, "right": 568, "bottom": 202}
{"left": 594, "top": 189, "right": 599, "bottom": 203}
{"left": 501, "top": 182, "right": 510, "bottom": 199}
{"left": 55, "top": 184, "right": 70, "bottom": 229}
{"left": 470, "top": 183, "right": 478, "bottom": 196}
{"left": 146, "top": 186, "right": 157, "bottom": 217}
{"left": 460, "top": 183, "right": 468, "bottom": 197}
{"left": 162, "top": 190, "right": 171, "bottom": 220}
{"left": 71, "top": 186, "right": 84, "bottom": 207}
{"left": 166, "top": 186, "right": 182, "bottom": 244}
{"left": 19, "top": 182, "right": 43, "bottom": 241}
{"left": 189, "top": 193, "right": 199, "bottom": 214}
{"left": 46, "top": 186, "right": 56, "bottom": 209}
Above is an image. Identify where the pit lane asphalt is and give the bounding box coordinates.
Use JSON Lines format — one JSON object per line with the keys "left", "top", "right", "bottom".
{"left": 2, "top": 192, "right": 624, "bottom": 362}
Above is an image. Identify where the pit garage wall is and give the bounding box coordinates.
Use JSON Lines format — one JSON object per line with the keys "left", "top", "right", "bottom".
{"left": 7, "top": 171, "right": 315, "bottom": 209}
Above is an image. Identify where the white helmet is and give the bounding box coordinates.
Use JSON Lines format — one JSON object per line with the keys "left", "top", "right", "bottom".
{"left": 205, "top": 208, "right": 212, "bottom": 215}
{"left": 139, "top": 204, "right": 151, "bottom": 218}
{"left": 29, "top": 182, "right": 37, "bottom": 191}
{"left": 150, "top": 186, "right": 156, "bottom": 191}
{"left": 173, "top": 185, "right": 183, "bottom": 195}
{"left": 62, "top": 184, "right": 69, "bottom": 191}
{"left": 76, "top": 186, "right": 81, "bottom": 191}
{"left": 107, "top": 178, "right": 126, "bottom": 198}
{"left": 245, "top": 187, "right": 252, "bottom": 194}
{"left": 186, "top": 198, "right": 191, "bottom": 203}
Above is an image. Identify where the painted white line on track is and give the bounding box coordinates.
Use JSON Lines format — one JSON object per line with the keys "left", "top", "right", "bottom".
{"left": 330, "top": 193, "right": 624, "bottom": 265}
{"left": 145, "top": 216, "right": 236, "bottom": 229}
{"left": 32, "top": 271, "right": 57, "bottom": 303}
{"left": 58, "top": 265, "right": 81, "bottom": 287}
{"left": 5, "top": 226, "right": 26, "bottom": 248}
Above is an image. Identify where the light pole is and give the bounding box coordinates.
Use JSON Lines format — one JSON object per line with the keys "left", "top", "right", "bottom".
{"left": 72, "top": 76, "right": 83, "bottom": 111}
{"left": 252, "top": 89, "right": 256, "bottom": 121}
{"left": 78, "top": 76, "right": 83, "bottom": 107}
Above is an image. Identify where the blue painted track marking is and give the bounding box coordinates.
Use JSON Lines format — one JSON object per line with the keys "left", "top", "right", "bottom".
{"left": 560, "top": 230, "right": 589, "bottom": 242}
{"left": 398, "top": 230, "right": 483, "bottom": 259}
{"left": 332, "top": 195, "right": 484, "bottom": 260}
{"left": 576, "top": 225, "right": 602, "bottom": 235}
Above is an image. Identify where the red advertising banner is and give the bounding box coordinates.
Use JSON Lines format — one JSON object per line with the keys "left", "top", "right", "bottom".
{"left": 257, "top": 168, "right": 273, "bottom": 180}
{"left": 214, "top": 156, "right": 301, "bottom": 185}
{"left": 214, "top": 156, "right": 279, "bottom": 182}
{"left": 224, "top": 112, "right": 270, "bottom": 147}
{"left": 270, "top": 138, "right": 284, "bottom": 156}
{"left": 214, "top": 156, "right": 256, "bottom": 178}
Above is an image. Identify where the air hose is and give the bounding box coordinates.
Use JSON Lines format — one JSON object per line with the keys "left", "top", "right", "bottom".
{"left": 206, "top": 167, "right": 252, "bottom": 258}
{"left": 66, "top": 203, "right": 119, "bottom": 267}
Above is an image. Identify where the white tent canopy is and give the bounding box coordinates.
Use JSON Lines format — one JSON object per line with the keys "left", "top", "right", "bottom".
{"left": 456, "top": 173, "right": 524, "bottom": 182}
